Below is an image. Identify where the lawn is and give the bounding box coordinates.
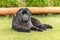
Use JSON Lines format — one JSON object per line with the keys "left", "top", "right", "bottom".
{"left": 0, "top": 15, "right": 60, "bottom": 40}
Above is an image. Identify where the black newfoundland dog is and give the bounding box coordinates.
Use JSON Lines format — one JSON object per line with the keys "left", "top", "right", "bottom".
{"left": 12, "top": 8, "right": 53, "bottom": 32}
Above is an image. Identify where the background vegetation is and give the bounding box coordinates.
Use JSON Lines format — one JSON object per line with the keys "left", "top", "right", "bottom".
{"left": 0, "top": 0, "right": 18, "bottom": 7}
{"left": 26, "top": 0, "right": 48, "bottom": 7}
{"left": 26, "top": 0, "right": 60, "bottom": 6}
{"left": 0, "top": 0, "right": 60, "bottom": 7}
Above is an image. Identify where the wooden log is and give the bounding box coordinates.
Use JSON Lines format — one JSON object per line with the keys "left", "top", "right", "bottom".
{"left": 0, "top": 7, "right": 60, "bottom": 15}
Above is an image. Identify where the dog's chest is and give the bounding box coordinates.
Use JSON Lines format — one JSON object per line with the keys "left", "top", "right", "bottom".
{"left": 19, "top": 23, "right": 31, "bottom": 29}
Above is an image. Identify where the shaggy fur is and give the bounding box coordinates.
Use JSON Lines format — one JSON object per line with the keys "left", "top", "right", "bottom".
{"left": 12, "top": 8, "right": 43, "bottom": 32}
{"left": 31, "top": 17, "right": 53, "bottom": 30}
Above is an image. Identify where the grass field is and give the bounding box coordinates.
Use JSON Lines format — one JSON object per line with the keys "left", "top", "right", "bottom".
{"left": 0, "top": 15, "right": 60, "bottom": 40}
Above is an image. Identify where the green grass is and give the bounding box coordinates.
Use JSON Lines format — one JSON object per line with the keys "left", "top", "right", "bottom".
{"left": 0, "top": 15, "right": 60, "bottom": 40}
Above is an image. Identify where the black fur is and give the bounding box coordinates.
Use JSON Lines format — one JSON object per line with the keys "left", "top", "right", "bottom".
{"left": 12, "top": 8, "right": 43, "bottom": 32}
{"left": 12, "top": 8, "right": 53, "bottom": 32}
{"left": 43, "top": 24, "right": 53, "bottom": 29}
{"left": 31, "top": 17, "right": 46, "bottom": 30}
{"left": 31, "top": 17, "right": 53, "bottom": 30}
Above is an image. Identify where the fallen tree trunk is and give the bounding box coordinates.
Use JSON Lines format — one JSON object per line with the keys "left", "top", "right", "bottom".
{"left": 0, "top": 7, "right": 60, "bottom": 15}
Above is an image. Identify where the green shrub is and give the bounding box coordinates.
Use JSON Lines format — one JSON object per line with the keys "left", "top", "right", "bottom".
{"left": 26, "top": 0, "right": 60, "bottom": 7}
{"left": 26, "top": 0, "right": 48, "bottom": 7}
{"left": 53, "top": 0, "right": 60, "bottom": 6}
{"left": 0, "top": 0, "right": 60, "bottom": 7}
{"left": 0, "top": 0, "right": 18, "bottom": 7}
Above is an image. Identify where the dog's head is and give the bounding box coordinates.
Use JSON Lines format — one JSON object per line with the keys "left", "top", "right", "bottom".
{"left": 16, "top": 8, "right": 32, "bottom": 23}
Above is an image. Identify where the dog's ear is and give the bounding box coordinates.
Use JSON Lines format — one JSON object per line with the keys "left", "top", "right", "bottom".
{"left": 15, "top": 8, "right": 23, "bottom": 17}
